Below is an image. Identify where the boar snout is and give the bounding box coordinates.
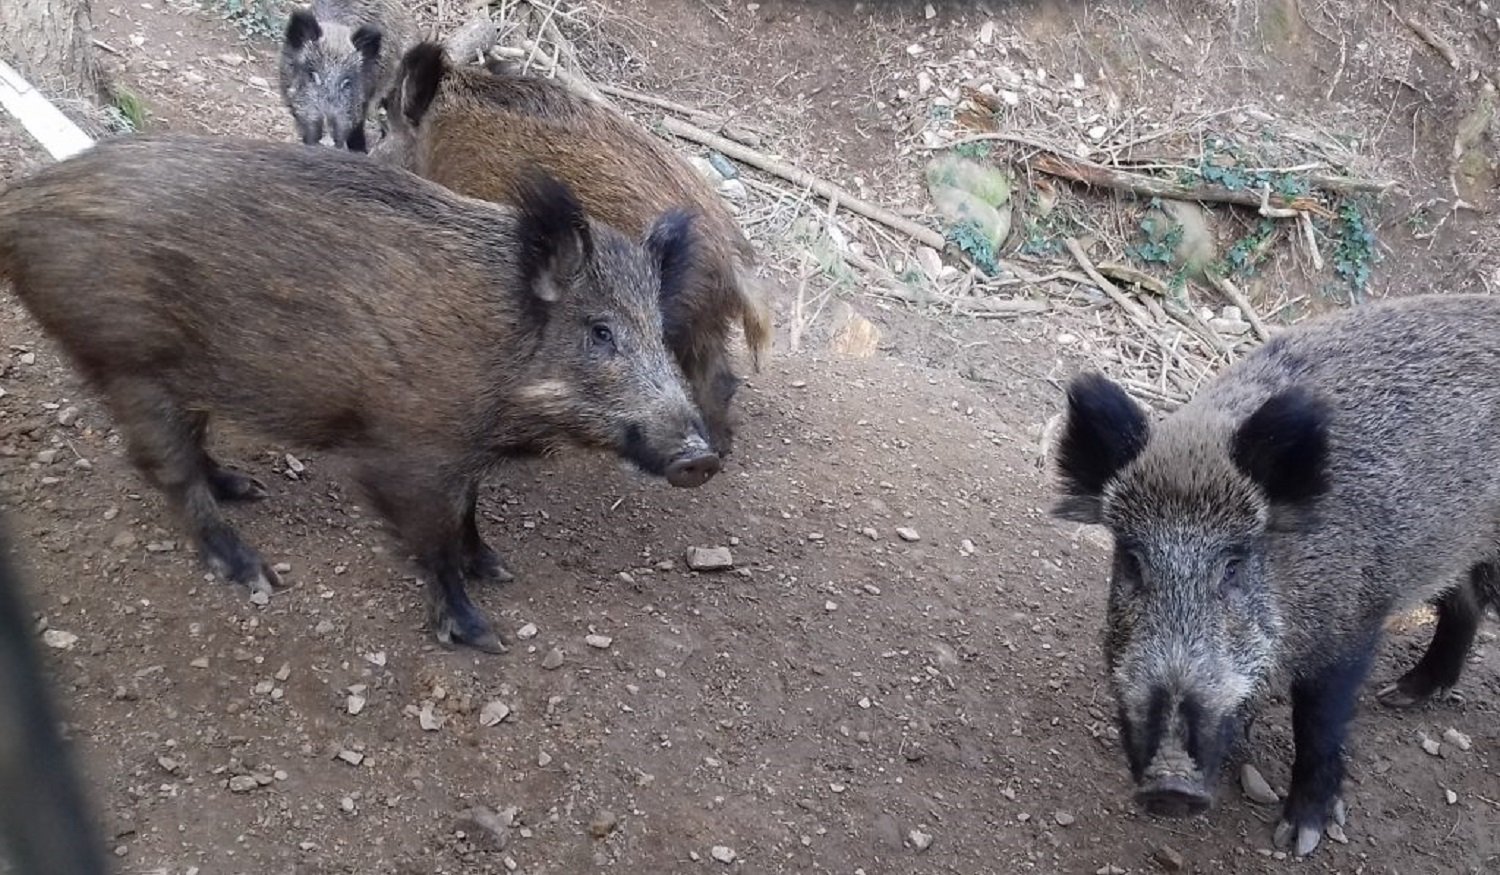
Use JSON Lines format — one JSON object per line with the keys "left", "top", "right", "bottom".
{"left": 666, "top": 443, "right": 721, "bottom": 488}
{"left": 1135, "top": 774, "right": 1212, "bottom": 818}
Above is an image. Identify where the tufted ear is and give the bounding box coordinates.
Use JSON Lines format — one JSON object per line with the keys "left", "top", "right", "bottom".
{"left": 284, "top": 9, "right": 321, "bottom": 51}
{"left": 392, "top": 42, "right": 448, "bottom": 128}
{"left": 351, "top": 25, "right": 383, "bottom": 63}
{"left": 1052, "top": 373, "right": 1150, "bottom": 524}
{"left": 509, "top": 169, "right": 592, "bottom": 306}
{"left": 1231, "top": 387, "right": 1331, "bottom": 510}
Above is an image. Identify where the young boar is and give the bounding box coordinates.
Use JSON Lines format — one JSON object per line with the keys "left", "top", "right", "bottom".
{"left": 278, "top": 0, "right": 415, "bottom": 150}
{"left": 0, "top": 135, "right": 719, "bottom": 654}
{"left": 1053, "top": 294, "right": 1500, "bottom": 857}
{"left": 373, "top": 43, "right": 774, "bottom": 457}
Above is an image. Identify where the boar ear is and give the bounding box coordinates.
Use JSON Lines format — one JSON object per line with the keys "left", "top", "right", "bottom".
{"left": 644, "top": 209, "right": 695, "bottom": 307}
{"left": 510, "top": 170, "right": 592, "bottom": 304}
{"left": 395, "top": 43, "right": 448, "bottom": 127}
{"left": 284, "top": 9, "right": 322, "bottom": 51}
{"left": 1231, "top": 387, "right": 1331, "bottom": 508}
{"left": 1053, "top": 373, "right": 1150, "bottom": 524}
{"left": 352, "top": 25, "right": 383, "bottom": 63}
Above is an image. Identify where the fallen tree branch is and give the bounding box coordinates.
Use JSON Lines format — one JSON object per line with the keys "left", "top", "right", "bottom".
{"left": 1036, "top": 151, "right": 1337, "bottom": 219}
{"left": 1205, "top": 272, "right": 1271, "bottom": 342}
{"left": 662, "top": 116, "right": 947, "bottom": 250}
{"left": 1063, "top": 238, "right": 1151, "bottom": 325}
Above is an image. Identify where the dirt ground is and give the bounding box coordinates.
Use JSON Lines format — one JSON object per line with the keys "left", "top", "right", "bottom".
{"left": 1, "top": 1, "right": 1498, "bottom": 873}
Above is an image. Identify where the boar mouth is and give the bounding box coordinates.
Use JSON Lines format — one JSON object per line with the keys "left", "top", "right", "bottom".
{"left": 1135, "top": 774, "right": 1213, "bottom": 818}
{"left": 621, "top": 424, "right": 721, "bottom": 488}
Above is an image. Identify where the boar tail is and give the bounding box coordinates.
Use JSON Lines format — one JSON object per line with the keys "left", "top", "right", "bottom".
{"left": 732, "top": 257, "right": 774, "bottom": 372}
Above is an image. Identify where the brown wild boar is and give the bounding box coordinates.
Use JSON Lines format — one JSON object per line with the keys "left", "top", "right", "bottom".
{"left": 0, "top": 135, "right": 719, "bottom": 653}
{"left": 374, "top": 43, "right": 774, "bottom": 456}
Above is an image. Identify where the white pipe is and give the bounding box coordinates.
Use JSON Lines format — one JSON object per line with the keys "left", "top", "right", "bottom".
{"left": 0, "top": 59, "right": 94, "bottom": 161}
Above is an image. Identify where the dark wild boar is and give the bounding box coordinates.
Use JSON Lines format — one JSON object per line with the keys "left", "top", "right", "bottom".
{"left": 374, "top": 43, "right": 773, "bottom": 456}
{"left": 1052, "top": 294, "right": 1500, "bottom": 856}
{"left": 0, "top": 522, "right": 109, "bottom": 875}
{"left": 0, "top": 135, "right": 719, "bottom": 654}
{"left": 278, "top": 0, "right": 415, "bottom": 150}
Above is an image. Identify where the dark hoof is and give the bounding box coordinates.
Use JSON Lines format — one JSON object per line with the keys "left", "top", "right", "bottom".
{"left": 665, "top": 451, "right": 722, "bottom": 488}
{"left": 208, "top": 467, "right": 270, "bottom": 502}
{"left": 1273, "top": 797, "right": 1346, "bottom": 858}
{"left": 1376, "top": 678, "right": 1462, "bottom": 709}
{"left": 1134, "top": 776, "right": 1212, "bottom": 818}
{"left": 465, "top": 544, "right": 515, "bottom": 583}
{"left": 432, "top": 605, "right": 508, "bottom": 655}
{"left": 200, "top": 528, "right": 281, "bottom": 596}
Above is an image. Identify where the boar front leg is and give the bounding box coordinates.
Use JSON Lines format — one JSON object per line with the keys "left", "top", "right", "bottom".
{"left": 358, "top": 464, "right": 506, "bottom": 654}
{"left": 462, "top": 482, "right": 513, "bottom": 583}
{"left": 1274, "top": 640, "right": 1376, "bottom": 857}
{"left": 107, "top": 379, "right": 281, "bottom": 597}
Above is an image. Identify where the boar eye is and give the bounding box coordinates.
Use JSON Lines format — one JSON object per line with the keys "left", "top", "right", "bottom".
{"left": 590, "top": 323, "right": 615, "bottom": 349}
{"left": 1219, "top": 556, "right": 1243, "bottom": 597}
{"left": 340, "top": 76, "right": 354, "bottom": 92}
{"left": 1114, "top": 548, "right": 1145, "bottom": 589}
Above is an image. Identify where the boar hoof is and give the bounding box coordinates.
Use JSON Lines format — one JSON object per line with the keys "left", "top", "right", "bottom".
{"left": 1273, "top": 796, "right": 1345, "bottom": 858}
{"left": 434, "top": 611, "right": 508, "bottom": 655}
{"left": 465, "top": 545, "right": 515, "bottom": 583}
{"left": 1376, "top": 679, "right": 1463, "bottom": 709}
{"left": 208, "top": 467, "right": 270, "bottom": 502}
{"left": 202, "top": 529, "right": 283, "bottom": 592}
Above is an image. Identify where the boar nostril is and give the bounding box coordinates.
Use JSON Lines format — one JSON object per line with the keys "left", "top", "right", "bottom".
{"left": 1134, "top": 776, "right": 1213, "bottom": 818}
{"left": 666, "top": 451, "right": 721, "bottom": 488}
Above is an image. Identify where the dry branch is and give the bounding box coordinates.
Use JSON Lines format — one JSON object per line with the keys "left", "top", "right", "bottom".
{"left": 662, "top": 116, "right": 947, "bottom": 250}
{"left": 1035, "top": 152, "right": 1337, "bottom": 219}
{"left": 1205, "top": 272, "right": 1270, "bottom": 342}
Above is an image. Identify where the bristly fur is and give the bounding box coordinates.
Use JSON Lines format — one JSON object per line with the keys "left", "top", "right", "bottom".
{"left": 372, "top": 42, "right": 773, "bottom": 455}
{"left": 1052, "top": 293, "right": 1500, "bottom": 854}
{"left": 0, "top": 133, "right": 716, "bottom": 655}
{"left": 277, "top": 0, "right": 415, "bottom": 150}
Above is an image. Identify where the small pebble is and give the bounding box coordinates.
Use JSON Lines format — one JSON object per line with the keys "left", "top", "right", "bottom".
{"left": 1420, "top": 734, "right": 1443, "bottom": 757}
{"left": 41, "top": 630, "right": 78, "bottom": 650}
{"left": 227, "top": 775, "right": 258, "bottom": 793}
{"left": 895, "top": 527, "right": 921, "bottom": 542}
{"left": 537, "top": 750, "right": 553, "bottom": 767}
{"left": 1442, "top": 727, "right": 1472, "bottom": 752}
{"left": 542, "top": 647, "right": 565, "bottom": 670}
{"left": 479, "top": 700, "right": 511, "bottom": 727}
{"left": 335, "top": 750, "right": 364, "bottom": 766}
{"left": 346, "top": 694, "right": 366, "bottom": 716}
{"left": 710, "top": 846, "right": 736, "bottom": 864}
{"left": 517, "top": 623, "right": 538, "bottom": 640}
{"left": 584, "top": 634, "right": 612, "bottom": 650}
{"left": 1153, "top": 845, "right": 1184, "bottom": 871}
{"left": 1446, "top": 788, "right": 1459, "bottom": 805}
{"left": 908, "top": 829, "right": 933, "bottom": 852}
{"left": 1054, "top": 811, "right": 1075, "bottom": 827}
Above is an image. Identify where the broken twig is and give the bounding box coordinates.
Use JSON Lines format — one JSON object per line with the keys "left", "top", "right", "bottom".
{"left": 1036, "top": 151, "right": 1337, "bottom": 219}
{"left": 1205, "top": 272, "right": 1271, "bottom": 342}
{"left": 662, "top": 116, "right": 947, "bottom": 250}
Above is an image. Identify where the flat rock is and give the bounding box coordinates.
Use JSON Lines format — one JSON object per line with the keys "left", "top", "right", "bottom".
{"left": 1153, "top": 845, "right": 1184, "bottom": 871}
{"left": 710, "top": 845, "right": 736, "bottom": 863}
{"left": 895, "top": 527, "right": 921, "bottom": 542}
{"left": 541, "top": 647, "right": 565, "bottom": 670}
{"left": 686, "top": 546, "right": 734, "bottom": 571}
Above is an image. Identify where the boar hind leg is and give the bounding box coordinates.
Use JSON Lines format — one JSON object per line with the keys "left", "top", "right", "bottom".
{"left": 109, "top": 380, "right": 280, "bottom": 596}
{"left": 462, "top": 483, "right": 513, "bottom": 583}
{"left": 186, "top": 413, "right": 269, "bottom": 503}
{"left": 1378, "top": 562, "right": 1495, "bottom": 708}
{"left": 1274, "top": 642, "right": 1374, "bottom": 857}
{"left": 358, "top": 467, "right": 506, "bottom": 654}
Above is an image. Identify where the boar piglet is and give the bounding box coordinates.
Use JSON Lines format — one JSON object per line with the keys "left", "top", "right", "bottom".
{"left": 278, "top": 0, "right": 414, "bottom": 150}
{"left": 375, "top": 42, "right": 774, "bottom": 457}
{"left": 0, "top": 135, "right": 718, "bottom": 653}
{"left": 1053, "top": 294, "right": 1500, "bottom": 856}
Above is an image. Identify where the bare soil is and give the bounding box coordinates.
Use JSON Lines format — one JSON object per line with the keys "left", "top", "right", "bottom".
{"left": 1, "top": 1, "right": 1497, "bottom": 873}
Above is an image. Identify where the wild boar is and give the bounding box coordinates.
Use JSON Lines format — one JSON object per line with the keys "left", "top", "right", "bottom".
{"left": 374, "top": 43, "right": 774, "bottom": 456}
{"left": 0, "top": 135, "right": 719, "bottom": 653}
{"left": 278, "top": 0, "right": 415, "bottom": 150}
{"left": 1053, "top": 294, "right": 1500, "bottom": 856}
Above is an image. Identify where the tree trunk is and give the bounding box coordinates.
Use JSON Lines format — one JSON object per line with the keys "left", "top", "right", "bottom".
{"left": 0, "top": 0, "right": 99, "bottom": 96}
